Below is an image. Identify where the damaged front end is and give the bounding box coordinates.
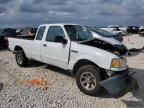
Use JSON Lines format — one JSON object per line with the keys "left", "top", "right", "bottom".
{"left": 79, "top": 38, "right": 138, "bottom": 97}
{"left": 80, "top": 38, "right": 128, "bottom": 56}
{"left": 100, "top": 70, "right": 139, "bottom": 97}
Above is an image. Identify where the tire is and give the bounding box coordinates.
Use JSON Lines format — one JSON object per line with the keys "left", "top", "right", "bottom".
{"left": 15, "top": 50, "right": 28, "bottom": 67}
{"left": 76, "top": 65, "right": 102, "bottom": 96}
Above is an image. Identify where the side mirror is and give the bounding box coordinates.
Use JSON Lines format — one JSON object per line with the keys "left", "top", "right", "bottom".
{"left": 62, "top": 38, "right": 67, "bottom": 44}
{"left": 55, "top": 36, "right": 67, "bottom": 44}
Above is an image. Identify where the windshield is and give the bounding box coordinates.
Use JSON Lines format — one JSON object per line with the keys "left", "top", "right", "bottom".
{"left": 90, "top": 28, "right": 115, "bottom": 37}
{"left": 64, "top": 25, "right": 93, "bottom": 41}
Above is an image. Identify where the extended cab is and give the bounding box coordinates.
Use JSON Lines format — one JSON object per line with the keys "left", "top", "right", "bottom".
{"left": 8, "top": 24, "right": 138, "bottom": 96}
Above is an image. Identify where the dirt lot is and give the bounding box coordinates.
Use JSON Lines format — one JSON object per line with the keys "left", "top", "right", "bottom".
{"left": 0, "top": 34, "right": 144, "bottom": 108}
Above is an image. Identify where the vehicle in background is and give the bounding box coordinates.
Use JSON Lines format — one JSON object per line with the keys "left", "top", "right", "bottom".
{"left": 8, "top": 24, "right": 138, "bottom": 97}
{"left": 139, "top": 26, "right": 144, "bottom": 37}
{"left": 17, "top": 27, "right": 37, "bottom": 36}
{"left": 16, "top": 27, "right": 37, "bottom": 39}
{"left": 0, "top": 29, "right": 7, "bottom": 49}
{"left": 118, "top": 26, "right": 127, "bottom": 32}
{"left": 16, "top": 28, "right": 22, "bottom": 35}
{"left": 139, "top": 29, "right": 144, "bottom": 37}
{"left": 0, "top": 28, "right": 16, "bottom": 49}
{"left": 88, "top": 28, "right": 128, "bottom": 56}
{"left": 101, "top": 25, "right": 127, "bottom": 36}
{"left": 108, "top": 25, "right": 127, "bottom": 32}
{"left": 108, "top": 25, "right": 127, "bottom": 36}
{"left": 3, "top": 28, "right": 16, "bottom": 37}
{"left": 88, "top": 28, "right": 123, "bottom": 42}
{"left": 127, "top": 26, "right": 139, "bottom": 34}
{"left": 139, "top": 26, "right": 144, "bottom": 31}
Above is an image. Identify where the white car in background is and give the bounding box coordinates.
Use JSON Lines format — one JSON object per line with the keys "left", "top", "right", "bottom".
{"left": 88, "top": 28, "right": 123, "bottom": 42}
{"left": 108, "top": 25, "right": 127, "bottom": 32}
{"left": 139, "top": 26, "right": 144, "bottom": 31}
{"left": 101, "top": 25, "right": 127, "bottom": 36}
{"left": 88, "top": 28, "right": 129, "bottom": 56}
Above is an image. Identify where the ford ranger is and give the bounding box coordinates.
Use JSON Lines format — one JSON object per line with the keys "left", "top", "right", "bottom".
{"left": 8, "top": 24, "right": 138, "bottom": 97}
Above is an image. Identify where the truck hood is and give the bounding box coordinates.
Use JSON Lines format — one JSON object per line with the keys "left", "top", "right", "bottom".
{"left": 78, "top": 38, "right": 128, "bottom": 56}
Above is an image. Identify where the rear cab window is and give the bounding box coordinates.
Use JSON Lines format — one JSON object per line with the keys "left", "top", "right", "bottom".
{"left": 36, "top": 26, "right": 46, "bottom": 40}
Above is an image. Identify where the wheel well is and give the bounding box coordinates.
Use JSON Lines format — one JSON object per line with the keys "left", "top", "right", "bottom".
{"left": 73, "top": 59, "right": 98, "bottom": 75}
{"left": 14, "top": 46, "right": 23, "bottom": 51}
{"left": 72, "top": 59, "right": 106, "bottom": 79}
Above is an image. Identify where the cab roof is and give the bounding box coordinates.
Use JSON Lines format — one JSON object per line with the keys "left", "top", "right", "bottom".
{"left": 40, "top": 23, "right": 80, "bottom": 27}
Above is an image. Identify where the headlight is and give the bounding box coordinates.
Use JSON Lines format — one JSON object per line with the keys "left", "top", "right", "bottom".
{"left": 111, "top": 58, "right": 127, "bottom": 69}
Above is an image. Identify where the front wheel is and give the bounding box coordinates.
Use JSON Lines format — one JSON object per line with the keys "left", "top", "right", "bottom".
{"left": 15, "top": 50, "right": 28, "bottom": 67}
{"left": 76, "top": 65, "right": 102, "bottom": 96}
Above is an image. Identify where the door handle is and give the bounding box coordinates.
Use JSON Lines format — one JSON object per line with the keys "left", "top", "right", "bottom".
{"left": 43, "top": 44, "right": 47, "bottom": 47}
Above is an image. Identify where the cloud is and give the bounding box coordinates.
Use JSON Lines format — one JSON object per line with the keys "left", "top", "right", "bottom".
{"left": 20, "top": 2, "right": 48, "bottom": 13}
{"left": 0, "top": 7, "right": 6, "bottom": 13}
{"left": 19, "top": 0, "right": 75, "bottom": 13}
{"left": 0, "top": 0, "right": 14, "bottom": 4}
{"left": 32, "top": 0, "right": 67, "bottom": 5}
{"left": 0, "top": 0, "right": 144, "bottom": 27}
{"left": 99, "top": 0, "right": 122, "bottom": 4}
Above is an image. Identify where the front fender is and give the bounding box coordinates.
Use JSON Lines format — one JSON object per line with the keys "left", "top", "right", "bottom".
{"left": 68, "top": 54, "right": 115, "bottom": 71}
{"left": 68, "top": 42, "right": 120, "bottom": 71}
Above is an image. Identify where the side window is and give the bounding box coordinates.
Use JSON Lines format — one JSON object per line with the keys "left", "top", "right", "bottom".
{"left": 36, "top": 26, "right": 46, "bottom": 40}
{"left": 46, "top": 26, "right": 65, "bottom": 42}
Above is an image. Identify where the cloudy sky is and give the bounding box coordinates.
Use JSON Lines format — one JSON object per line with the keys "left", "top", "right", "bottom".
{"left": 0, "top": 0, "right": 144, "bottom": 27}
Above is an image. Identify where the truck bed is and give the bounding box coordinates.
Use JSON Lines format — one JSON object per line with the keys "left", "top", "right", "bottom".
{"left": 9, "top": 35, "right": 35, "bottom": 40}
{"left": 8, "top": 37, "right": 34, "bottom": 58}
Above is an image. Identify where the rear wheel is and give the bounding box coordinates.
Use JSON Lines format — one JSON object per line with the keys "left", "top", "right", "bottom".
{"left": 15, "top": 50, "right": 28, "bottom": 67}
{"left": 76, "top": 65, "right": 102, "bottom": 96}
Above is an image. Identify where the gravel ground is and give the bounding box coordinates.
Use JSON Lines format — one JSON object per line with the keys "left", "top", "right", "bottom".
{"left": 0, "top": 34, "right": 144, "bottom": 108}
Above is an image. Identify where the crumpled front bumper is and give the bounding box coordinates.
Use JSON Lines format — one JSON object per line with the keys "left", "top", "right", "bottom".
{"left": 99, "top": 70, "right": 139, "bottom": 97}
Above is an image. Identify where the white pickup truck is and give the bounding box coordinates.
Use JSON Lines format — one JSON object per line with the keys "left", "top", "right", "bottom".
{"left": 8, "top": 24, "right": 138, "bottom": 96}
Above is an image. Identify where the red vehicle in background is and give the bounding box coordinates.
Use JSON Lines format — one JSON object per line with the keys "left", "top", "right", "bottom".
{"left": 17, "top": 27, "right": 37, "bottom": 39}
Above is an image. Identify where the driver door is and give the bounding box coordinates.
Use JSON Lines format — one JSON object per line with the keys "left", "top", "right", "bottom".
{"left": 41, "top": 26, "right": 70, "bottom": 69}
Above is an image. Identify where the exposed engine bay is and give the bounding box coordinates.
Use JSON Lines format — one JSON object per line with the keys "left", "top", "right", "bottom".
{"left": 80, "top": 39, "right": 128, "bottom": 56}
